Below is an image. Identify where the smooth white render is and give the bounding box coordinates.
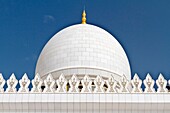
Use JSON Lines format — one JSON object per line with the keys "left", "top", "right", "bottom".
{"left": 36, "top": 24, "right": 131, "bottom": 80}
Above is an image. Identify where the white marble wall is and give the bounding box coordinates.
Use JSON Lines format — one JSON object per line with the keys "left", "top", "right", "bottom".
{"left": 0, "top": 94, "right": 169, "bottom": 113}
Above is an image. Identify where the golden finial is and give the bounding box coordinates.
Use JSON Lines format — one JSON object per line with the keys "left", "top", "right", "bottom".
{"left": 82, "top": 10, "right": 86, "bottom": 24}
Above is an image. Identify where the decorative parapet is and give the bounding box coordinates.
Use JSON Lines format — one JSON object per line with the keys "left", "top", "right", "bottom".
{"left": 81, "top": 74, "right": 91, "bottom": 93}
{"left": 119, "top": 75, "right": 130, "bottom": 93}
{"left": 0, "top": 73, "right": 170, "bottom": 93}
{"left": 56, "top": 73, "right": 67, "bottom": 93}
{"left": 144, "top": 73, "right": 155, "bottom": 93}
{"left": 43, "top": 74, "right": 55, "bottom": 93}
{"left": 156, "top": 73, "right": 168, "bottom": 93}
{"left": 31, "top": 73, "right": 42, "bottom": 93}
{"left": 18, "top": 73, "right": 30, "bottom": 93}
{"left": 94, "top": 75, "right": 105, "bottom": 93}
{"left": 69, "top": 74, "right": 79, "bottom": 93}
{"left": 0, "top": 73, "right": 5, "bottom": 92}
{"left": 106, "top": 75, "right": 117, "bottom": 93}
{"left": 6, "top": 73, "right": 18, "bottom": 93}
{"left": 131, "top": 73, "right": 142, "bottom": 93}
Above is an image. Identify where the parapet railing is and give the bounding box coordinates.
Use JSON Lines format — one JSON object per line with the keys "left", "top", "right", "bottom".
{"left": 0, "top": 73, "right": 169, "bottom": 93}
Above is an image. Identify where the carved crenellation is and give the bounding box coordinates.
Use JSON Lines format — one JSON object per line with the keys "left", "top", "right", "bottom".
{"left": 43, "top": 74, "right": 55, "bottom": 93}
{"left": 156, "top": 73, "right": 168, "bottom": 93}
{"left": 18, "top": 73, "right": 30, "bottom": 93}
{"left": 94, "top": 75, "right": 105, "bottom": 93}
{"left": 81, "top": 75, "right": 92, "bottom": 93}
{"left": 131, "top": 73, "right": 143, "bottom": 93}
{"left": 6, "top": 73, "right": 18, "bottom": 93}
{"left": 31, "top": 74, "right": 43, "bottom": 93}
{"left": 119, "top": 75, "right": 130, "bottom": 93}
{"left": 144, "top": 74, "right": 155, "bottom": 93}
{"left": 0, "top": 73, "right": 169, "bottom": 93}
{"left": 106, "top": 75, "right": 117, "bottom": 93}
{"left": 69, "top": 74, "right": 79, "bottom": 93}
{"left": 56, "top": 74, "right": 67, "bottom": 93}
{"left": 0, "top": 73, "right": 5, "bottom": 93}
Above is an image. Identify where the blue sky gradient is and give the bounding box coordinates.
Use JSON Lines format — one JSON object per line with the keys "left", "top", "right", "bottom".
{"left": 0, "top": 0, "right": 170, "bottom": 81}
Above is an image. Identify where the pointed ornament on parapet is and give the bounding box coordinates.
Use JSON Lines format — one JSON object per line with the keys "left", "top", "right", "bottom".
{"left": 18, "top": 73, "right": 30, "bottom": 93}
{"left": 131, "top": 73, "right": 143, "bottom": 93}
{"left": 106, "top": 75, "right": 117, "bottom": 93}
{"left": 43, "top": 74, "right": 55, "bottom": 93}
{"left": 94, "top": 75, "right": 105, "bottom": 93}
{"left": 56, "top": 74, "right": 67, "bottom": 93}
{"left": 144, "top": 73, "right": 155, "bottom": 93}
{"left": 156, "top": 73, "right": 168, "bottom": 93}
{"left": 69, "top": 74, "right": 79, "bottom": 93}
{"left": 0, "top": 73, "right": 5, "bottom": 93}
{"left": 119, "top": 75, "right": 130, "bottom": 93}
{"left": 6, "top": 73, "right": 18, "bottom": 93}
{"left": 31, "top": 73, "right": 43, "bottom": 93}
{"left": 81, "top": 74, "right": 92, "bottom": 93}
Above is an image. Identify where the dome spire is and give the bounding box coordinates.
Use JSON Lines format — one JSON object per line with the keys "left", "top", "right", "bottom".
{"left": 82, "top": 9, "right": 86, "bottom": 24}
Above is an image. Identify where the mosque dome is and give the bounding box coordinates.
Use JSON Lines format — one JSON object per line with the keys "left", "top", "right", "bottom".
{"left": 36, "top": 11, "right": 131, "bottom": 81}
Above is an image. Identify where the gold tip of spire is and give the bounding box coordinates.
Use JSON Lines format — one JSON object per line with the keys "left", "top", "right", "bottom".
{"left": 82, "top": 10, "right": 86, "bottom": 24}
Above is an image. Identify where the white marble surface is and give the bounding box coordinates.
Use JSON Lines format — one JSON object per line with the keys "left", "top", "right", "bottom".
{"left": 0, "top": 93, "right": 169, "bottom": 112}
{"left": 36, "top": 24, "right": 131, "bottom": 80}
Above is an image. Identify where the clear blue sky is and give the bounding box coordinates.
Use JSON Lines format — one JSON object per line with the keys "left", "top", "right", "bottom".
{"left": 0, "top": 0, "right": 170, "bottom": 81}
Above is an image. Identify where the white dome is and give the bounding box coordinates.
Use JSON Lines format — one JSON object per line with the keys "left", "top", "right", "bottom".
{"left": 36, "top": 24, "right": 131, "bottom": 80}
